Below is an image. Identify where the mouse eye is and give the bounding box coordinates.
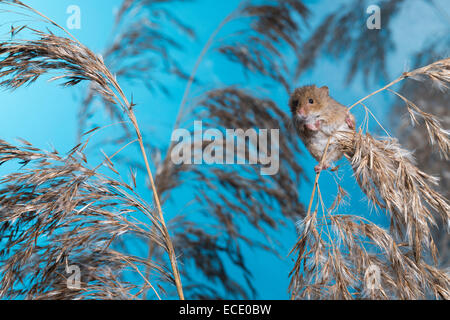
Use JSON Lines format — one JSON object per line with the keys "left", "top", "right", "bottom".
{"left": 309, "top": 98, "right": 314, "bottom": 104}
{"left": 292, "top": 99, "right": 299, "bottom": 107}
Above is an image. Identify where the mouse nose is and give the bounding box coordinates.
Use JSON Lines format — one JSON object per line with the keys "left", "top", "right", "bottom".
{"left": 298, "top": 108, "right": 306, "bottom": 117}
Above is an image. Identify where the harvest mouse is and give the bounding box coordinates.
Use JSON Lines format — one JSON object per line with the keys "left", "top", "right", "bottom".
{"left": 289, "top": 85, "right": 355, "bottom": 173}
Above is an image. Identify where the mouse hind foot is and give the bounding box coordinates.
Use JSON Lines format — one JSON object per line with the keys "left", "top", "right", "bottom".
{"left": 314, "top": 163, "right": 330, "bottom": 174}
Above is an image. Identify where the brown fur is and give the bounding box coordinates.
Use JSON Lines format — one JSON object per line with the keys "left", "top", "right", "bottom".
{"left": 290, "top": 85, "right": 355, "bottom": 170}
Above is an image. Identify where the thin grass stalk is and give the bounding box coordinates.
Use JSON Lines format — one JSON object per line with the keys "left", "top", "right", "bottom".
{"left": 142, "top": 8, "right": 240, "bottom": 289}
{"left": 0, "top": 0, "right": 185, "bottom": 299}
{"left": 289, "top": 136, "right": 332, "bottom": 300}
{"left": 290, "top": 57, "right": 450, "bottom": 299}
{"left": 172, "top": 10, "right": 238, "bottom": 132}
{"left": 349, "top": 58, "right": 450, "bottom": 111}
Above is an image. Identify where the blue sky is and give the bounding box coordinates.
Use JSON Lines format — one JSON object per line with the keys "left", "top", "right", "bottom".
{"left": 0, "top": 0, "right": 448, "bottom": 299}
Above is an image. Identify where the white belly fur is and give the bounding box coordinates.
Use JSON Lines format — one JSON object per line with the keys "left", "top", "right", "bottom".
{"left": 302, "top": 123, "right": 348, "bottom": 165}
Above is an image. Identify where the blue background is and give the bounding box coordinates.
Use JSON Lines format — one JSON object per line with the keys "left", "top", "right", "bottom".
{"left": 0, "top": 0, "right": 448, "bottom": 299}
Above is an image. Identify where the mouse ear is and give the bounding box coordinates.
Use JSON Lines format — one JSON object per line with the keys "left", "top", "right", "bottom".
{"left": 320, "top": 86, "right": 329, "bottom": 95}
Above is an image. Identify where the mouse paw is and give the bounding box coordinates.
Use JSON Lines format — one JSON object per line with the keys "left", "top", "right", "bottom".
{"left": 345, "top": 114, "right": 355, "bottom": 130}
{"left": 306, "top": 119, "right": 321, "bottom": 131}
{"left": 314, "top": 163, "right": 329, "bottom": 174}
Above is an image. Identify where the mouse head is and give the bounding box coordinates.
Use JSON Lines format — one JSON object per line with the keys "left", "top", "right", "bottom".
{"left": 289, "top": 85, "right": 329, "bottom": 121}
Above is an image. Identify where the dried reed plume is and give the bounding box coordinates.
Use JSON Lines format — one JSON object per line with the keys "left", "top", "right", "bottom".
{"left": 290, "top": 58, "right": 450, "bottom": 299}
{"left": 77, "top": 0, "right": 309, "bottom": 298}
{"left": 296, "top": 0, "right": 407, "bottom": 86}
{"left": 1, "top": 0, "right": 447, "bottom": 300}
{"left": 0, "top": 139, "right": 172, "bottom": 299}
{"left": 0, "top": 0, "right": 184, "bottom": 299}
{"left": 0, "top": 0, "right": 309, "bottom": 299}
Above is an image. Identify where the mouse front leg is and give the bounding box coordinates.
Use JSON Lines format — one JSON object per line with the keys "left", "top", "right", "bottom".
{"left": 305, "top": 119, "right": 322, "bottom": 131}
